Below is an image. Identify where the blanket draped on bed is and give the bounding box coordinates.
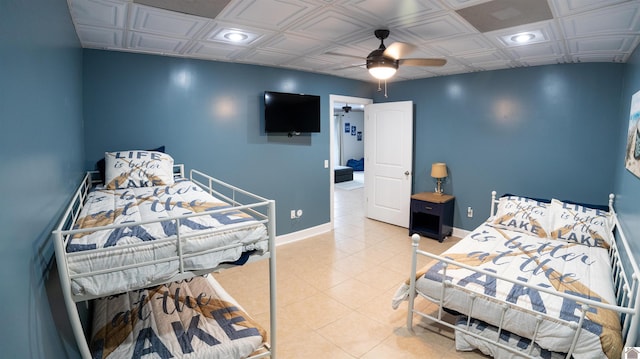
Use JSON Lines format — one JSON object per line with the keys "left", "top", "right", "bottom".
{"left": 91, "top": 275, "right": 266, "bottom": 359}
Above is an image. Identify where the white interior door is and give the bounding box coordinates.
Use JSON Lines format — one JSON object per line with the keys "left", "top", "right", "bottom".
{"left": 364, "top": 101, "right": 413, "bottom": 227}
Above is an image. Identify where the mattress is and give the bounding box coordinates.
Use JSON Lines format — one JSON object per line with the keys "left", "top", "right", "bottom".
{"left": 90, "top": 275, "right": 267, "bottom": 359}
{"left": 67, "top": 178, "right": 268, "bottom": 296}
{"left": 392, "top": 222, "right": 622, "bottom": 359}
{"left": 454, "top": 316, "right": 566, "bottom": 359}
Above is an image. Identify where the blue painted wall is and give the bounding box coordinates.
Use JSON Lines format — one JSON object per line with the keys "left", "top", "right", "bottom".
{"left": 82, "top": 49, "right": 372, "bottom": 235}
{"left": 0, "top": 0, "right": 84, "bottom": 358}
{"left": 614, "top": 46, "right": 640, "bottom": 285}
{"left": 82, "top": 51, "right": 630, "bottom": 235}
{"left": 376, "top": 64, "right": 624, "bottom": 230}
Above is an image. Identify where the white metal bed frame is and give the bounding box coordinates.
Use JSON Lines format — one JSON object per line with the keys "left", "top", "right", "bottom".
{"left": 406, "top": 191, "right": 639, "bottom": 358}
{"left": 52, "top": 165, "right": 277, "bottom": 359}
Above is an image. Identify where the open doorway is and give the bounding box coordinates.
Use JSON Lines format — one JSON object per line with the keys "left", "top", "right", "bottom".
{"left": 329, "top": 95, "right": 373, "bottom": 226}
{"left": 335, "top": 105, "right": 364, "bottom": 187}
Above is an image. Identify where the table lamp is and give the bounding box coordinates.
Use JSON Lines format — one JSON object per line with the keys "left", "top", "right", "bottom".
{"left": 431, "top": 162, "right": 448, "bottom": 195}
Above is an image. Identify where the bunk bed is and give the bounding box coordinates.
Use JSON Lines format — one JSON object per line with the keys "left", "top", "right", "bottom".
{"left": 393, "top": 191, "right": 640, "bottom": 359}
{"left": 52, "top": 150, "right": 277, "bottom": 359}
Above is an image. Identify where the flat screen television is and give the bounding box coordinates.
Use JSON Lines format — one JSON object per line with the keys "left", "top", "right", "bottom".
{"left": 264, "top": 91, "right": 321, "bottom": 134}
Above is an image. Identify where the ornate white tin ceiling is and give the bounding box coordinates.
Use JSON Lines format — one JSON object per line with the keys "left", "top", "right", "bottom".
{"left": 67, "top": 0, "right": 640, "bottom": 82}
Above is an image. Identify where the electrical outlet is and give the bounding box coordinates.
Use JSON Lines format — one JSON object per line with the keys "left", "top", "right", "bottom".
{"left": 467, "top": 207, "right": 473, "bottom": 218}
{"left": 290, "top": 210, "right": 296, "bottom": 219}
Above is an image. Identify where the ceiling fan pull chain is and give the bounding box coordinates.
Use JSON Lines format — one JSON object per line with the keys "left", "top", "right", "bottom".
{"left": 384, "top": 80, "right": 388, "bottom": 98}
{"left": 377, "top": 79, "right": 382, "bottom": 92}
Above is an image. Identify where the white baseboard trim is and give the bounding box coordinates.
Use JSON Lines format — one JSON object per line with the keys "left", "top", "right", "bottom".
{"left": 276, "top": 222, "right": 332, "bottom": 246}
{"left": 276, "top": 223, "right": 470, "bottom": 246}
{"left": 452, "top": 227, "right": 471, "bottom": 239}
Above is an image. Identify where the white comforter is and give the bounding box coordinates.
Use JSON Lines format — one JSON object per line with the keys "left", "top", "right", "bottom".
{"left": 392, "top": 222, "right": 622, "bottom": 359}
{"left": 67, "top": 178, "right": 268, "bottom": 296}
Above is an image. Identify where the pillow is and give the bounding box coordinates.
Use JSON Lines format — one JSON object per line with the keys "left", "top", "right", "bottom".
{"left": 104, "top": 150, "right": 174, "bottom": 189}
{"left": 559, "top": 198, "right": 609, "bottom": 212}
{"left": 548, "top": 199, "right": 610, "bottom": 248}
{"left": 96, "top": 145, "right": 165, "bottom": 183}
{"left": 490, "top": 195, "right": 549, "bottom": 238}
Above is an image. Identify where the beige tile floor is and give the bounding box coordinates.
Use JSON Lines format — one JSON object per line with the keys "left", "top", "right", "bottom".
{"left": 214, "top": 185, "right": 489, "bottom": 358}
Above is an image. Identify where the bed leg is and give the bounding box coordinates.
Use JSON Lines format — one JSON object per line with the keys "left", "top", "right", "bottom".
{"left": 268, "top": 200, "right": 277, "bottom": 359}
{"left": 57, "top": 283, "right": 91, "bottom": 359}
{"left": 54, "top": 232, "right": 92, "bottom": 359}
{"left": 407, "top": 234, "right": 420, "bottom": 330}
{"left": 566, "top": 307, "right": 585, "bottom": 358}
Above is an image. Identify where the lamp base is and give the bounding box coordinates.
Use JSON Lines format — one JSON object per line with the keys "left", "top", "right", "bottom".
{"left": 435, "top": 178, "right": 444, "bottom": 195}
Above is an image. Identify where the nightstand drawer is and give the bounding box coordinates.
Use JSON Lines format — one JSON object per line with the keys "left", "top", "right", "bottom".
{"left": 411, "top": 200, "right": 443, "bottom": 215}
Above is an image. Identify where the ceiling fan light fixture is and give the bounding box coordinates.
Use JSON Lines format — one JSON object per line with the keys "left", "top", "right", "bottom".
{"left": 367, "top": 55, "right": 398, "bottom": 80}
{"left": 368, "top": 66, "right": 396, "bottom": 80}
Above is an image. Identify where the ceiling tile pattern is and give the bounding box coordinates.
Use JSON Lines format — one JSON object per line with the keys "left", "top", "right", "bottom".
{"left": 67, "top": 0, "right": 640, "bottom": 82}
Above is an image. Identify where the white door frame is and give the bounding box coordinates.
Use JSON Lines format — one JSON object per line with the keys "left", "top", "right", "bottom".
{"left": 329, "top": 94, "right": 373, "bottom": 227}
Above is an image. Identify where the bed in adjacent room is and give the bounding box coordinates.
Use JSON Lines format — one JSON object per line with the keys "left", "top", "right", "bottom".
{"left": 393, "top": 192, "right": 639, "bottom": 359}
{"left": 334, "top": 165, "right": 353, "bottom": 183}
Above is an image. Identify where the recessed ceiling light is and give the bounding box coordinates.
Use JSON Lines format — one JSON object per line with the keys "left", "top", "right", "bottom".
{"left": 499, "top": 29, "right": 546, "bottom": 47}
{"left": 224, "top": 32, "right": 248, "bottom": 42}
{"left": 210, "top": 28, "right": 259, "bottom": 45}
{"left": 511, "top": 33, "right": 535, "bottom": 43}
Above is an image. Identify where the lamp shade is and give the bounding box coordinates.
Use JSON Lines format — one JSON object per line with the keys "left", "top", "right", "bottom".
{"left": 431, "top": 162, "right": 447, "bottom": 178}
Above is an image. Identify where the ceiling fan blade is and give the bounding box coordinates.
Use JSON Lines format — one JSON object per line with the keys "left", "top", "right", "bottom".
{"left": 331, "top": 63, "right": 366, "bottom": 71}
{"left": 325, "top": 51, "right": 364, "bottom": 61}
{"left": 400, "top": 58, "right": 447, "bottom": 67}
{"left": 383, "top": 42, "right": 416, "bottom": 60}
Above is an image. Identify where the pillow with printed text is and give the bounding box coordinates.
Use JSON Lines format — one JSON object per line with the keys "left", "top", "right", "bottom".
{"left": 490, "top": 195, "right": 549, "bottom": 238}
{"left": 548, "top": 199, "right": 610, "bottom": 248}
{"left": 104, "top": 150, "right": 174, "bottom": 190}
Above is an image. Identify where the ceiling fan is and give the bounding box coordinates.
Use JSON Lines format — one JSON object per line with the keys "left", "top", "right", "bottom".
{"left": 327, "top": 29, "right": 446, "bottom": 96}
{"left": 328, "top": 29, "right": 446, "bottom": 80}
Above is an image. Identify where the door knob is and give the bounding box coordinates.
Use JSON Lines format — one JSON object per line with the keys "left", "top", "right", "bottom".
{"left": 404, "top": 171, "right": 410, "bottom": 176}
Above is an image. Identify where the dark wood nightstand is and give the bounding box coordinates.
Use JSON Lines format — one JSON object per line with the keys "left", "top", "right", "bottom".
{"left": 409, "top": 192, "right": 455, "bottom": 242}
